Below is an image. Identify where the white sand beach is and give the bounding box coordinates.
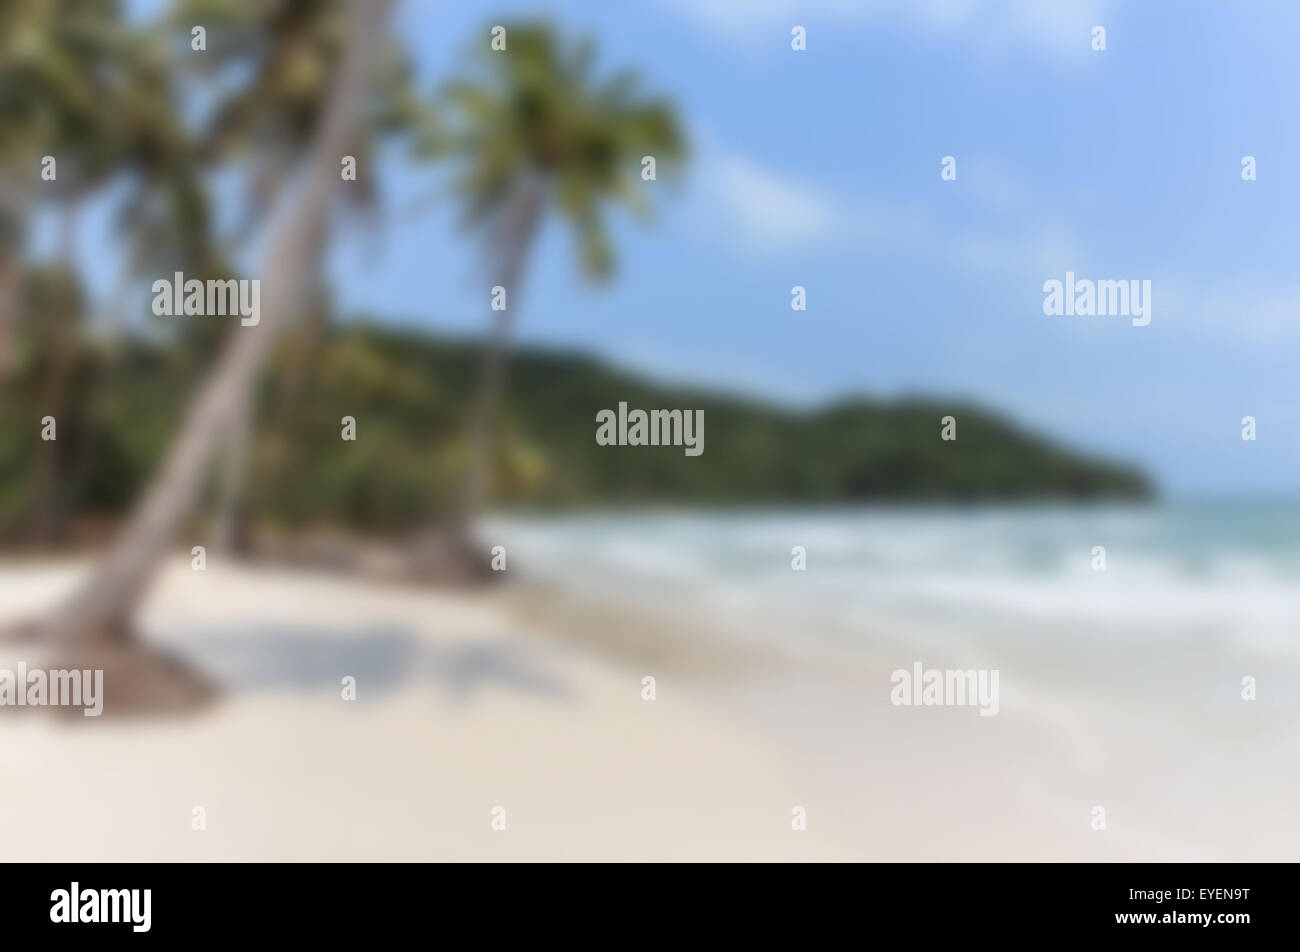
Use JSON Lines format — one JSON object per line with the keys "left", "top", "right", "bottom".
{"left": 2, "top": 531, "right": 1297, "bottom": 862}
{"left": 0, "top": 558, "right": 860, "bottom": 861}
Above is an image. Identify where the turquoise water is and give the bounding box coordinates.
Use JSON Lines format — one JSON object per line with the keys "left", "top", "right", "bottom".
{"left": 487, "top": 502, "right": 1300, "bottom": 858}
{"left": 487, "top": 500, "right": 1300, "bottom": 693}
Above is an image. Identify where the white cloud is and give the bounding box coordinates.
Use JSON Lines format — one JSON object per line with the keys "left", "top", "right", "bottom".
{"left": 1175, "top": 280, "right": 1300, "bottom": 344}
{"left": 688, "top": 110, "right": 1087, "bottom": 276}
{"left": 847, "top": 193, "right": 1083, "bottom": 280}
{"left": 693, "top": 137, "right": 1082, "bottom": 275}
{"left": 701, "top": 147, "right": 840, "bottom": 252}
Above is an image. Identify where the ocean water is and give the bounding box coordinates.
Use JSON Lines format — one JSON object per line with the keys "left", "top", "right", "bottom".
{"left": 486, "top": 502, "right": 1300, "bottom": 857}
{"left": 487, "top": 500, "right": 1300, "bottom": 652}
{"left": 488, "top": 500, "right": 1300, "bottom": 732}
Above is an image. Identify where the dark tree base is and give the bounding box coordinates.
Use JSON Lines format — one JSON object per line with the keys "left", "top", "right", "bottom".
{"left": 38, "top": 638, "right": 220, "bottom": 718}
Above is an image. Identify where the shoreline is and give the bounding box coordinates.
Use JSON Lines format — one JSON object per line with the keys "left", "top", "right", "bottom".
{"left": 1, "top": 555, "right": 1295, "bottom": 860}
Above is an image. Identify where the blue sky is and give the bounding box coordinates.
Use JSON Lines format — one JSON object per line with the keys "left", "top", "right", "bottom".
{"left": 106, "top": 1, "right": 1300, "bottom": 495}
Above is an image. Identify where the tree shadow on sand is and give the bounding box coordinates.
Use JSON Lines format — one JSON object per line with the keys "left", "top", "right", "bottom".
{"left": 176, "top": 626, "right": 573, "bottom": 706}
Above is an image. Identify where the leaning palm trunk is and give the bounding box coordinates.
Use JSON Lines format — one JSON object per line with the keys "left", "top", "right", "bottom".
{"left": 457, "top": 175, "right": 545, "bottom": 526}
{"left": 29, "top": 0, "right": 391, "bottom": 652}
{"left": 212, "top": 239, "right": 329, "bottom": 556}
{"left": 404, "top": 179, "right": 542, "bottom": 584}
{"left": 211, "top": 379, "right": 254, "bottom": 554}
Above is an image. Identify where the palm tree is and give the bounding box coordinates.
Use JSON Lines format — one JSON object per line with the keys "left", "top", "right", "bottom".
{"left": 56, "top": 26, "right": 224, "bottom": 537}
{"left": 417, "top": 23, "right": 685, "bottom": 544}
{"left": 0, "top": 0, "right": 132, "bottom": 538}
{"left": 172, "top": 0, "right": 419, "bottom": 553}
{"left": 5, "top": 0, "right": 396, "bottom": 711}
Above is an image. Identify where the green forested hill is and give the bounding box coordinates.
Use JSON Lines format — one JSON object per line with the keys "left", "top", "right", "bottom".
{"left": 2, "top": 319, "right": 1153, "bottom": 535}
{"left": 249, "top": 321, "right": 1152, "bottom": 526}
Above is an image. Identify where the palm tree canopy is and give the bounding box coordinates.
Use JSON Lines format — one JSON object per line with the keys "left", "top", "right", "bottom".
{"left": 0, "top": 0, "right": 131, "bottom": 199}
{"left": 170, "top": 0, "right": 419, "bottom": 236}
{"left": 419, "top": 22, "right": 686, "bottom": 280}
